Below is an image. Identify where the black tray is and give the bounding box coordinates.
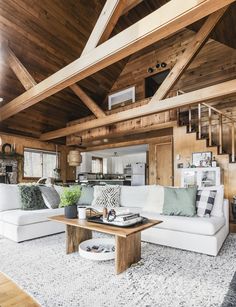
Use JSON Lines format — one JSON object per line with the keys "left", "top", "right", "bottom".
{"left": 87, "top": 215, "right": 148, "bottom": 228}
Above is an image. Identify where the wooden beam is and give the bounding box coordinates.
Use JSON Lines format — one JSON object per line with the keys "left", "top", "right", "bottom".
{"left": 67, "top": 121, "right": 176, "bottom": 146}
{"left": 1, "top": 0, "right": 234, "bottom": 121}
{"left": 70, "top": 84, "right": 106, "bottom": 118}
{"left": 98, "top": 0, "right": 127, "bottom": 45}
{"left": 40, "top": 79, "right": 236, "bottom": 140}
{"left": 6, "top": 47, "right": 37, "bottom": 90}
{"left": 83, "top": 136, "right": 172, "bottom": 152}
{"left": 150, "top": 7, "right": 228, "bottom": 103}
{"left": 81, "top": 0, "right": 124, "bottom": 56}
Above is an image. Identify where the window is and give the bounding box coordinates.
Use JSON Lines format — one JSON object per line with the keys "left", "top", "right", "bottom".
{"left": 92, "top": 156, "right": 103, "bottom": 173}
{"left": 108, "top": 86, "right": 135, "bottom": 110}
{"left": 24, "top": 148, "right": 58, "bottom": 178}
{"left": 145, "top": 69, "right": 170, "bottom": 98}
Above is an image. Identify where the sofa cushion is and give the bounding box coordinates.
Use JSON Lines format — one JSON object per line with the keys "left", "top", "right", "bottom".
{"left": 0, "top": 208, "right": 64, "bottom": 226}
{"left": 92, "top": 185, "right": 121, "bottom": 208}
{"left": 120, "top": 186, "right": 150, "bottom": 208}
{"left": 0, "top": 184, "right": 21, "bottom": 211}
{"left": 142, "top": 211, "right": 225, "bottom": 236}
{"left": 19, "top": 185, "right": 48, "bottom": 210}
{"left": 198, "top": 185, "right": 224, "bottom": 217}
{"left": 78, "top": 186, "right": 94, "bottom": 206}
{"left": 54, "top": 185, "right": 64, "bottom": 196}
{"left": 196, "top": 189, "right": 217, "bottom": 217}
{"left": 39, "top": 186, "right": 60, "bottom": 209}
{"left": 163, "top": 187, "right": 197, "bottom": 217}
{"left": 143, "top": 185, "right": 164, "bottom": 213}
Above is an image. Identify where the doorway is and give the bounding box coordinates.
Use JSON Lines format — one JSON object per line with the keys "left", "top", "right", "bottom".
{"left": 149, "top": 141, "right": 173, "bottom": 186}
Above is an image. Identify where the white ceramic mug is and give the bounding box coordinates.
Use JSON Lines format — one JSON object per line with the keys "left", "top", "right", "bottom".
{"left": 78, "top": 207, "right": 87, "bottom": 220}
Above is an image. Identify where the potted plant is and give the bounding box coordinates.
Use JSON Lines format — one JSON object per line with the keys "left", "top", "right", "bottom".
{"left": 59, "top": 186, "right": 81, "bottom": 219}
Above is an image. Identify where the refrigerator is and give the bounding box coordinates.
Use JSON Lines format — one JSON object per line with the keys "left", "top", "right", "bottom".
{"left": 131, "top": 163, "right": 145, "bottom": 186}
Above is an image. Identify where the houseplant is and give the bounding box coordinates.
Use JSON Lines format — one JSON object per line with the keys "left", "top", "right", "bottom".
{"left": 59, "top": 186, "right": 81, "bottom": 219}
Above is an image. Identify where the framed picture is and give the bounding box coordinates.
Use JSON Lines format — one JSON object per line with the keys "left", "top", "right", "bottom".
{"left": 192, "top": 152, "right": 212, "bottom": 167}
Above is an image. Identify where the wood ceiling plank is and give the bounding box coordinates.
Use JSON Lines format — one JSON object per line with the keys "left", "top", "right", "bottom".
{"left": 6, "top": 47, "right": 37, "bottom": 90}
{"left": 150, "top": 7, "right": 228, "bottom": 102}
{"left": 1, "top": 0, "right": 234, "bottom": 122}
{"left": 122, "top": 0, "right": 143, "bottom": 15}
{"left": 40, "top": 79, "right": 236, "bottom": 140}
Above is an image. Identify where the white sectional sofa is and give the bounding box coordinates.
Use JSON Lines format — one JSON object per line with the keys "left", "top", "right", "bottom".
{"left": 0, "top": 184, "right": 65, "bottom": 242}
{"left": 0, "top": 184, "right": 229, "bottom": 256}
{"left": 119, "top": 185, "right": 229, "bottom": 256}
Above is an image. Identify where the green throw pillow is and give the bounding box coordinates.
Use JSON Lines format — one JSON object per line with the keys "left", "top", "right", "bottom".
{"left": 78, "top": 186, "right": 94, "bottom": 206}
{"left": 163, "top": 187, "right": 197, "bottom": 217}
{"left": 19, "top": 185, "right": 48, "bottom": 210}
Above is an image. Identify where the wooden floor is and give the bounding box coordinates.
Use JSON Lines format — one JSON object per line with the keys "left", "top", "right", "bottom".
{"left": 0, "top": 272, "right": 39, "bottom": 307}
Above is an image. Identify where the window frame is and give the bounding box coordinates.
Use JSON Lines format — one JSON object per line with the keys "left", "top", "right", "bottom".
{"left": 23, "top": 147, "right": 60, "bottom": 179}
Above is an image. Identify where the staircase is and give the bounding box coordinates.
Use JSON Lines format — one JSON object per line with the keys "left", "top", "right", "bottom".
{"left": 178, "top": 98, "right": 236, "bottom": 164}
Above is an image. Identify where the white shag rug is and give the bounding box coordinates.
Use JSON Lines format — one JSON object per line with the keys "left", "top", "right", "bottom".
{"left": 0, "top": 233, "right": 236, "bottom": 307}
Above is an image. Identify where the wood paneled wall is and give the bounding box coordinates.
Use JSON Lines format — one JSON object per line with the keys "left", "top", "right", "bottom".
{"left": 110, "top": 28, "right": 236, "bottom": 101}
{"left": 0, "top": 133, "right": 76, "bottom": 182}
{"left": 173, "top": 126, "right": 236, "bottom": 221}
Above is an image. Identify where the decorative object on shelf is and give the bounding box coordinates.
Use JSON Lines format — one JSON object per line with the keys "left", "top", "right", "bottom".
{"left": 67, "top": 150, "right": 82, "bottom": 166}
{"left": 211, "top": 156, "right": 217, "bottom": 167}
{"left": 2, "top": 143, "right": 12, "bottom": 154}
{"left": 59, "top": 186, "right": 81, "bottom": 218}
{"left": 177, "top": 163, "right": 184, "bottom": 168}
{"left": 192, "top": 151, "right": 212, "bottom": 167}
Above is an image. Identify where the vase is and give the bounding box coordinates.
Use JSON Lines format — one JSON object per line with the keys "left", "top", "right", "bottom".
{"left": 64, "top": 204, "right": 78, "bottom": 219}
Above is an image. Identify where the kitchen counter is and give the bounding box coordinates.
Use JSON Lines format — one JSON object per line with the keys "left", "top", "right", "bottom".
{"left": 79, "top": 179, "right": 131, "bottom": 185}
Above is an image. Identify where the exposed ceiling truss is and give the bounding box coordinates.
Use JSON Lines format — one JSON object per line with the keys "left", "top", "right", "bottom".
{"left": 0, "top": 0, "right": 234, "bottom": 123}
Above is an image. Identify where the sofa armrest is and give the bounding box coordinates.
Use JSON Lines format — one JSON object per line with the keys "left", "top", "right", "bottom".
{"left": 223, "top": 199, "right": 229, "bottom": 232}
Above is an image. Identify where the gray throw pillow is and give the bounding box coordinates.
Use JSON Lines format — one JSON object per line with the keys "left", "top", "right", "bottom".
{"left": 78, "top": 186, "right": 94, "bottom": 206}
{"left": 91, "top": 185, "right": 121, "bottom": 208}
{"left": 39, "top": 186, "right": 60, "bottom": 209}
{"left": 163, "top": 187, "right": 197, "bottom": 217}
{"left": 19, "top": 185, "right": 48, "bottom": 210}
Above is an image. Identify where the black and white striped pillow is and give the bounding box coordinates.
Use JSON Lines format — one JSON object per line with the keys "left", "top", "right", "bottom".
{"left": 92, "top": 185, "right": 121, "bottom": 208}
{"left": 196, "top": 190, "right": 217, "bottom": 217}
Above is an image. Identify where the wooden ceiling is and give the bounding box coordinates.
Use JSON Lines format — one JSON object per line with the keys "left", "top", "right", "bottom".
{"left": 0, "top": 0, "right": 235, "bottom": 140}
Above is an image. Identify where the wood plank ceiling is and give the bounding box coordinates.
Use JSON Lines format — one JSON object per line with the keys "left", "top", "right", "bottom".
{"left": 0, "top": 0, "right": 235, "bottom": 141}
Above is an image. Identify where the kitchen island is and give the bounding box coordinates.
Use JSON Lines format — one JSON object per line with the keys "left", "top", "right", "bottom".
{"left": 79, "top": 179, "right": 131, "bottom": 186}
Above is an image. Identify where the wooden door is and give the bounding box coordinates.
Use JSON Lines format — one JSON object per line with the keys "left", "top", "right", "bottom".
{"left": 156, "top": 143, "right": 173, "bottom": 186}
{"left": 148, "top": 142, "right": 173, "bottom": 186}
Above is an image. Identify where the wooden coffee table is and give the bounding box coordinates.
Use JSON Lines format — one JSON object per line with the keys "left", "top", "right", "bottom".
{"left": 49, "top": 215, "right": 161, "bottom": 274}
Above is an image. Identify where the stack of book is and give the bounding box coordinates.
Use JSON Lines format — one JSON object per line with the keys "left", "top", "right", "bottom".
{"left": 104, "top": 212, "right": 142, "bottom": 226}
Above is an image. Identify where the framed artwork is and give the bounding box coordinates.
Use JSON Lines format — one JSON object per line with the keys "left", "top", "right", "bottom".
{"left": 192, "top": 152, "right": 212, "bottom": 167}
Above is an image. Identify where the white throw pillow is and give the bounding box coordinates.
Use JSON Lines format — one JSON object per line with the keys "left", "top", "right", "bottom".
{"left": 120, "top": 186, "right": 150, "bottom": 208}
{"left": 143, "top": 185, "right": 164, "bottom": 213}
{"left": 91, "top": 185, "right": 121, "bottom": 208}
{"left": 0, "top": 184, "right": 21, "bottom": 211}
{"left": 198, "top": 185, "right": 224, "bottom": 217}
